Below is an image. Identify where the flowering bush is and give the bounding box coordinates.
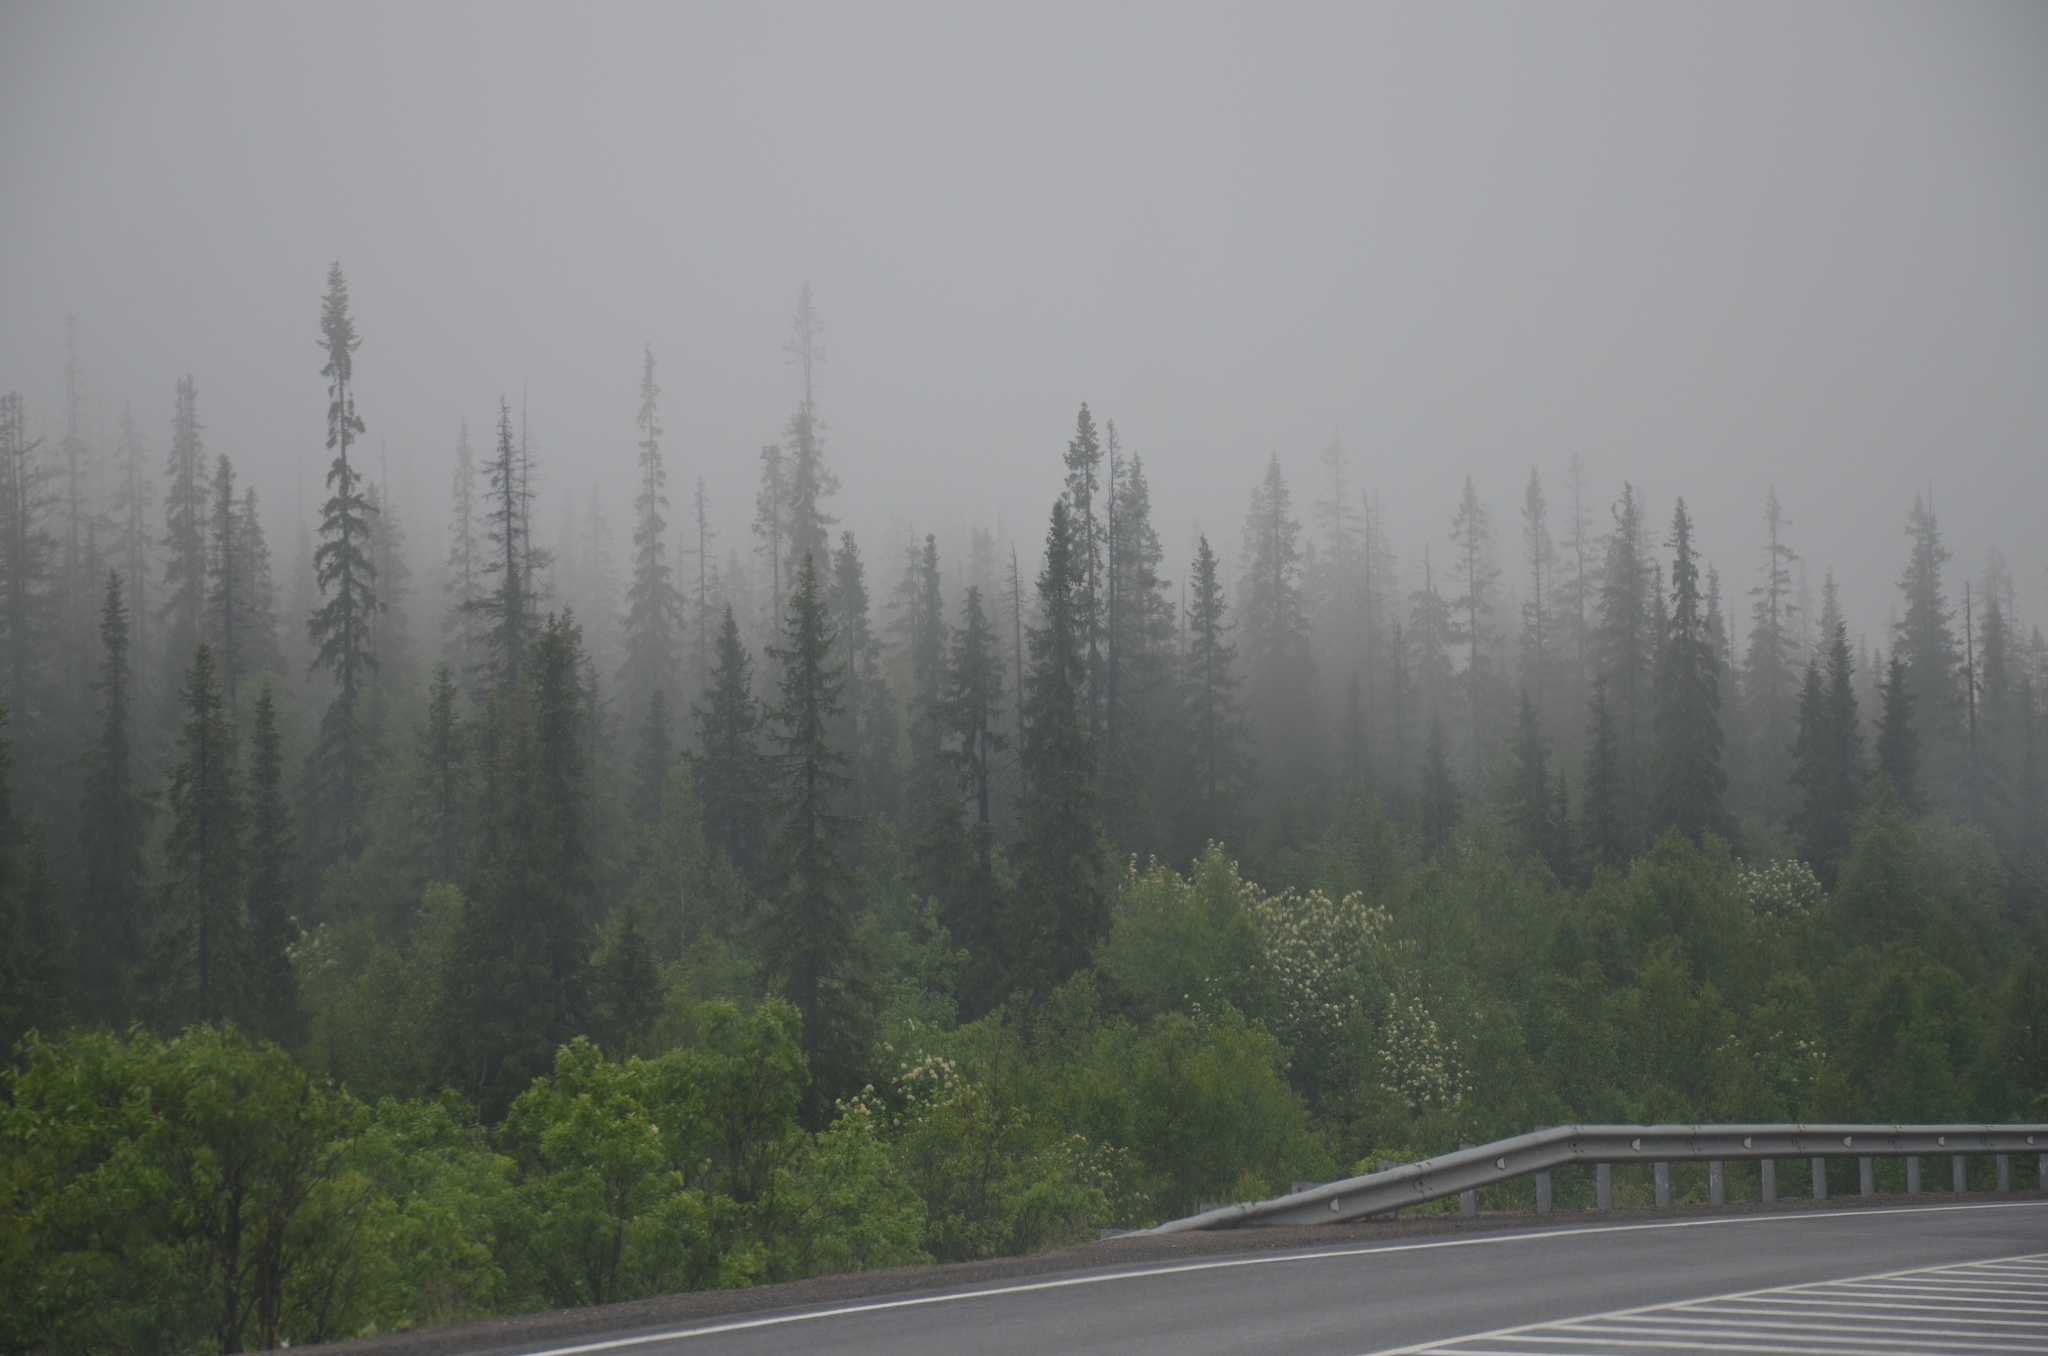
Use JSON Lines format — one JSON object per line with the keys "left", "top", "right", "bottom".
{"left": 1247, "top": 883, "right": 1391, "bottom": 1103}
{"left": 1736, "top": 858, "right": 1824, "bottom": 918}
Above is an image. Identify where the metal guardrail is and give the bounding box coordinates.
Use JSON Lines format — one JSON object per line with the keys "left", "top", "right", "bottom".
{"left": 1141, "top": 1123, "right": 2048, "bottom": 1234}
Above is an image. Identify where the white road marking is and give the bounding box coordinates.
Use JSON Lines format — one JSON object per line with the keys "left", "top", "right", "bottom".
{"left": 494, "top": 1201, "right": 2048, "bottom": 1356}
{"left": 1374, "top": 1251, "right": 2048, "bottom": 1356}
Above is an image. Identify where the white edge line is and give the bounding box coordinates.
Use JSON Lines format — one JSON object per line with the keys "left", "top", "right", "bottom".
{"left": 1357, "top": 1245, "right": 2048, "bottom": 1356}
{"left": 499, "top": 1199, "right": 2048, "bottom": 1356}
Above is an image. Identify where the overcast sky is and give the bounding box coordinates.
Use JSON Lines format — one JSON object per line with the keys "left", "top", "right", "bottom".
{"left": 2, "top": 1, "right": 2044, "bottom": 641}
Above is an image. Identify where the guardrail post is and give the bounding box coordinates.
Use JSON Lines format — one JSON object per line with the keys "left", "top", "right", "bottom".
{"left": 1997, "top": 1154, "right": 2010, "bottom": 1193}
{"left": 2039, "top": 1153, "right": 2046, "bottom": 1190}
{"left": 1459, "top": 1144, "right": 1476, "bottom": 1216}
{"left": 1859, "top": 1157, "right": 1874, "bottom": 1197}
{"left": 1535, "top": 1169, "right": 1552, "bottom": 1214}
{"left": 1709, "top": 1160, "right": 1724, "bottom": 1205}
{"left": 1811, "top": 1157, "right": 1827, "bottom": 1200}
{"left": 1907, "top": 1156, "right": 1920, "bottom": 1193}
{"left": 1953, "top": 1153, "right": 1967, "bottom": 1193}
{"left": 1655, "top": 1161, "right": 1670, "bottom": 1208}
{"left": 1762, "top": 1159, "right": 1776, "bottom": 1202}
{"left": 1596, "top": 1162, "right": 1613, "bottom": 1210}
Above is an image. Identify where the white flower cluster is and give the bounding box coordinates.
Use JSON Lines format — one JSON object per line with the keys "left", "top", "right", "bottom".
{"left": 1248, "top": 886, "right": 1389, "bottom": 1048}
{"left": 1736, "top": 859, "right": 1824, "bottom": 918}
{"left": 1378, "top": 991, "right": 1466, "bottom": 1113}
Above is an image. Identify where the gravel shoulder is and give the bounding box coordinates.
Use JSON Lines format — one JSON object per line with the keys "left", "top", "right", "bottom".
{"left": 307, "top": 1190, "right": 2042, "bottom": 1356}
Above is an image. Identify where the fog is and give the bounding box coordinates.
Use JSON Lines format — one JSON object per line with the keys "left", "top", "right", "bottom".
{"left": 3, "top": 1, "right": 2045, "bottom": 636}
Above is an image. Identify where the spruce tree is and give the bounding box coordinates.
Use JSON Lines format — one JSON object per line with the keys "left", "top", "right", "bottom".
{"left": 1417, "top": 714, "right": 1460, "bottom": 859}
{"left": 780, "top": 285, "right": 838, "bottom": 588}
{"left": 533, "top": 614, "right": 591, "bottom": 909}
{"left": 443, "top": 616, "right": 591, "bottom": 1118}
{"left": 75, "top": 571, "right": 145, "bottom": 1025}
{"left": 205, "top": 455, "right": 246, "bottom": 709}
{"left": 0, "top": 393, "right": 53, "bottom": 746}
{"left": 1646, "top": 498, "right": 1736, "bottom": 846}
{"left": 1506, "top": 688, "right": 1564, "bottom": 874}
{"left": 161, "top": 377, "right": 208, "bottom": 670}
{"left": 692, "top": 604, "right": 769, "bottom": 883}
{"left": 904, "top": 533, "right": 948, "bottom": 813}
{"left": 1894, "top": 494, "right": 1961, "bottom": 805}
{"left": 587, "top": 898, "right": 663, "bottom": 1057}
{"left": 443, "top": 419, "right": 485, "bottom": 680}
{"left": 154, "top": 642, "right": 243, "bottom": 1024}
{"left": 1789, "top": 617, "right": 1863, "bottom": 884}
{"left": 826, "top": 532, "right": 897, "bottom": 827}
{"left": 1582, "top": 676, "right": 1627, "bottom": 872}
{"left": 244, "top": 682, "right": 301, "bottom": 1046}
{"left": 1595, "top": 484, "right": 1657, "bottom": 843}
{"left": 632, "top": 686, "right": 673, "bottom": 830}
{"left": 1976, "top": 590, "right": 2011, "bottom": 834}
{"left": 468, "top": 400, "right": 533, "bottom": 689}
{"left": 1742, "top": 489, "right": 1801, "bottom": 821}
{"left": 236, "top": 487, "right": 286, "bottom": 685}
{"left": 620, "top": 345, "right": 683, "bottom": 724}
{"left": 0, "top": 706, "right": 62, "bottom": 1051}
{"left": 1381, "top": 621, "right": 1415, "bottom": 803}
{"left": 1449, "top": 475, "right": 1502, "bottom": 782}
{"left": 1241, "top": 454, "right": 1320, "bottom": 822}
{"left": 365, "top": 477, "right": 415, "bottom": 693}
{"left": 306, "top": 264, "right": 379, "bottom": 862}
{"left": 1062, "top": 404, "right": 1105, "bottom": 727}
{"left": 1176, "top": 535, "right": 1252, "bottom": 863}
{"left": 110, "top": 404, "right": 154, "bottom": 673}
{"left": 1103, "top": 452, "right": 1173, "bottom": 857}
{"left": 1519, "top": 468, "right": 1557, "bottom": 725}
{"left": 758, "top": 551, "right": 870, "bottom": 1122}
{"left": 417, "top": 664, "right": 467, "bottom": 883}
{"left": 1006, "top": 500, "right": 1107, "bottom": 995}
{"left": 928, "top": 584, "right": 1008, "bottom": 995}
{"left": 1340, "top": 669, "right": 1370, "bottom": 794}
{"left": 1876, "top": 651, "right": 1922, "bottom": 814}
{"left": 752, "top": 443, "right": 787, "bottom": 618}
{"left": 1408, "top": 549, "right": 1458, "bottom": 736}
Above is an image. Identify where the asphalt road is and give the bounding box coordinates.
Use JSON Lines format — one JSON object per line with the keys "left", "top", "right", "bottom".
{"left": 501, "top": 1201, "right": 2048, "bottom": 1356}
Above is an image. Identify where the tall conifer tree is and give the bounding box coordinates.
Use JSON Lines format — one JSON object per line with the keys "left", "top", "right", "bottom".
{"left": 827, "top": 532, "right": 897, "bottom": 828}
{"left": 759, "top": 551, "right": 870, "bottom": 1121}
{"left": 1646, "top": 499, "right": 1735, "bottom": 846}
{"left": 1790, "top": 615, "right": 1863, "bottom": 883}
{"left": 1175, "top": 535, "right": 1251, "bottom": 862}
{"left": 1449, "top": 476, "right": 1502, "bottom": 782}
{"left": 1241, "top": 455, "right": 1320, "bottom": 824}
{"left": 1742, "top": 489, "right": 1801, "bottom": 821}
{"left": 244, "top": 682, "right": 301, "bottom": 1046}
{"left": 467, "top": 400, "right": 533, "bottom": 690}
{"left": 443, "top": 419, "right": 485, "bottom": 679}
{"left": 1595, "top": 483, "right": 1656, "bottom": 842}
{"left": 161, "top": 377, "right": 208, "bottom": 671}
{"left": 780, "top": 286, "right": 837, "bottom": 591}
{"left": 1007, "top": 500, "right": 1107, "bottom": 995}
{"left": 76, "top": 571, "right": 145, "bottom": 1024}
{"left": 692, "top": 604, "right": 769, "bottom": 883}
{"left": 153, "top": 642, "right": 243, "bottom": 1024}
{"left": 1875, "top": 651, "right": 1922, "bottom": 814}
{"left": 1895, "top": 494, "right": 1961, "bottom": 806}
{"left": 1103, "top": 452, "right": 1172, "bottom": 857}
{"left": 306, "top": 265, "right": 379, "bottom": 861}
{"left": 620, "top": 345, "right": 683, "bottom": 722}
{"left": 1581, "top": 676, "right": 1626, "bottom": 872}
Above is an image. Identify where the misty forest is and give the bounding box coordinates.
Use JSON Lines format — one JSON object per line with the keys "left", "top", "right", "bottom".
{"left": 1, "top": 270, "right": 2044, "bottom": 1350}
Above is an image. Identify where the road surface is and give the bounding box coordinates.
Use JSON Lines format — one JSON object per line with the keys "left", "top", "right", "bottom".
{"left": 490, "top": 1200, "right": 2048, "bottom": 1356}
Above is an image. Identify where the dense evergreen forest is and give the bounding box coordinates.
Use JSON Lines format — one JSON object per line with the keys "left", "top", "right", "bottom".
{"left": 2, "top": 272, "right": 2045, "bottom": 1351}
